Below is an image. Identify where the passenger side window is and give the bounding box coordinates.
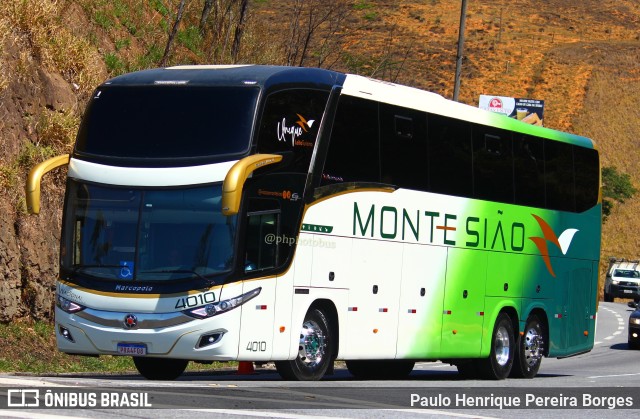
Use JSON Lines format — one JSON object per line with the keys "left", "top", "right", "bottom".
{"left": 322, "top": 95, "right": 380, "bottom": 184}
{"left": 514, "top": 135, "right": 546, "bottom": 208}
{"left": 545, "top": 140, "right": 575, "bottom": 211}
{"left": 380, "top": 103, "right": 428, "bottom": 190}
{"left": 574, "top": 146, "right": 600, "bottom": 212}
{"left": 428, "top": 114, "right": 472, "bottom": 197}
{"left": 472, "top": 126, "right": 513, "bottom": 202}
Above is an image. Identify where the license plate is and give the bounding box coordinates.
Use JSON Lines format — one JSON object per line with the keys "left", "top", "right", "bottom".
{"left": 624, "top": 290, "right": 633, "bottom": 294}
{"left": 117, "top": 343, "right": 147, "bottom": 355}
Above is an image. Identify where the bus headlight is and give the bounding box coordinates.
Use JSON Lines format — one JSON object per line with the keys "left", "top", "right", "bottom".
{"left": 57, "top": 295, "right": 85, "bottom": 314}
{"left": 630, "top": 318, "right": 640, "bottom": 325}
{"left": 184, "top": 287, "right": 261, "bottom": 319}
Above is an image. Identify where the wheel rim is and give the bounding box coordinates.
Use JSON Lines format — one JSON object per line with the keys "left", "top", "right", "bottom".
{"left": 523, "top": 326, "right": 543, "bottom": 367}
{"left": 297, "top": 319, "right": 326, "bottom": 370}
{"left": 494, "top": 325, "right": 510, "bottom": 366}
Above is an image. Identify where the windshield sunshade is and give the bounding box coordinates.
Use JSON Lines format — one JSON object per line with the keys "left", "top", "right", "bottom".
{"left": 75, "top": 85, "right": 259, "bottom": 160}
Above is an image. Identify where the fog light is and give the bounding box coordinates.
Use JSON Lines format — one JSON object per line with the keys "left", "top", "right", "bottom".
{"left": 633, "top": 333, "right": 638, "bottom": 338}
{"left": 59, "top": 326, "right": 75, "bottom": 343}
{"left": 197, "top": 332, "right": 223, "bottom": 349}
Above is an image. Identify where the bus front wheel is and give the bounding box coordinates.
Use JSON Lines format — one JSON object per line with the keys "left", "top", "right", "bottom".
{"left": 275, "top": 308, "right": 334, "bottom": 381}
{"left": 478, "top": 312, "right": 515, "bottom": 380}
{"left": 133, "top": 357, "right": 188, "bottom": 380}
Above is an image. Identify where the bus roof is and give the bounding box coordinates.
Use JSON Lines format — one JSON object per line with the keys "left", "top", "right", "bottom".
{"left": 340, "top": 74, "right": 596, "bottom": 149}
{"left": 103, "top": 64, "right": 346, "bottom": 92}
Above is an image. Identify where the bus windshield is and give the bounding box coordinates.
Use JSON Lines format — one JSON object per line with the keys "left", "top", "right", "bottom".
{"left": 61, "top": 180, "right": 237, "bottom": 282}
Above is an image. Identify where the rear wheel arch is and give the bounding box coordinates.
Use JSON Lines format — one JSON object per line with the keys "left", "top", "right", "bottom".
{"left": 526, "top": 308, "right": 549, "bottom": 357}
{"left": 500, "top": 306, "right": 519, "bottom": 335}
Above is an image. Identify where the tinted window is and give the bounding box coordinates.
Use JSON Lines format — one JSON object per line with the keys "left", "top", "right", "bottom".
{"left": 380, "top": 104, "right": 428, "bottom": 190}
{"left": 61, "top": 181, "right": 237, "bottom": 282}
{"left": 257, "top": 89, "right": 329, "bottom": 173}
{"left": 428, "top": 114, "right": 472, "bottom": 197}
{"left": 574, "top": 146, "right": 600, "bottom": 212}
{"left": 545, "top": 140, "right": 575, "bottom": 211}
{"left": 76, "top": 85, "right": 258, "bottom": 161}
{"left": 322, "top": 95, "right": 380, "bottom": 184}
{"left": 514, "top": 135, "right": 545, "bottom": 207}
{"left": 244, "top": 200, "right": 280, "bottom": 273}
{"left": 472, "top": 126, "right": 513, "bottom": 202}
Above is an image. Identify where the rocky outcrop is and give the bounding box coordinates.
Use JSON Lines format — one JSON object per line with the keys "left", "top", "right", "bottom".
{"left": 0, "top": 39, "right": 83, "bottom": 323}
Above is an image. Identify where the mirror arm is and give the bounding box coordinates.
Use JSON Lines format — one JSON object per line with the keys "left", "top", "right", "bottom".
{"left": 26, "top": 154, "right": 70, "bottom": 214}
{"left": 222, "top": 154, "right": 283, "bottom": 216}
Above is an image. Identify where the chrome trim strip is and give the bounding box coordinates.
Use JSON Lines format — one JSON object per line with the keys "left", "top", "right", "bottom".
{"left": 76, "top": 308, "right": 193, "bottom": 329}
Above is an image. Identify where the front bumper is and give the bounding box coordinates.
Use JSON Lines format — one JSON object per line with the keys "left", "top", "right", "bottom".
{"left": 55, "top": 306, "right": 240, "bottom": 361}
{"left": 608, "top": 283, "right": 640, "bottom": 299}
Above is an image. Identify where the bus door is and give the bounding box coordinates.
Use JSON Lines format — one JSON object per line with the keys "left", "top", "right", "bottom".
{"left": 440, "top": 247, "right": 487, "bottom": 357}
{"left": 344, "top": 238, "right": 402, "bottom": 358}
{"left": 396, "top": 244, "right": 446, "bottom": 359}
{"left": 237, "top": 201, "right": 281, "bottom": 361}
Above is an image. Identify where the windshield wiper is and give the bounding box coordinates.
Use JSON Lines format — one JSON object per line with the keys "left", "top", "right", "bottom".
{"left": 140, "top": 269, "right": 209, "bottom": 282}
{"left": 72, "top": 264, "right": 128, "bottom": 273}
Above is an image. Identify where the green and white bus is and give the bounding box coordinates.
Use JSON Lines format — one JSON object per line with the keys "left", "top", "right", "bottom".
{"left": 27, "top": 65, "right": 601, "bottom": 380}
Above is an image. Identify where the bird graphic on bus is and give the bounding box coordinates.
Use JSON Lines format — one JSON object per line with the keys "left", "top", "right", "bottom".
{"left": 295, "top": 113, "right": 315, "bottom": 132}
{"left": 529, "top": 214, "right": 579, "bottom": 277}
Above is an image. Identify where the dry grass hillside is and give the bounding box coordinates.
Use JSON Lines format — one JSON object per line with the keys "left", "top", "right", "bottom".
{"left": 1, "top": 0, "right": 640, "bottom": 326}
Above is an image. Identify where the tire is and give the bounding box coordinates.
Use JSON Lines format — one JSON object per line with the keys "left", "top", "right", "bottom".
{"left": 133, "top": 357, "right": 188, "bottom": 380}
{"left": 346, "top": 360, "right": 415, "bottom": 380}
{"left": 511, "top": 315, "right": 545, "bottom": 378}
{"left": 275, "top": 308, "right": 334, "bottom": 381}
{"left": 477, "top": 312, "right": 515, "bottom": 380}
{"left": 604, "top": 289, "right": 613, "bottom": 303}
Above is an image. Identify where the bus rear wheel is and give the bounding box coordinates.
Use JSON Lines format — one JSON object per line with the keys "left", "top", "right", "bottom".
{"left": 511, "top": 315, "right": 545, "bottom": 378}
{"left": 133, "top": 357, "right": 188, "bottom": 380}
{"left": 275, "top": 308, "right": 333, "bottom": 381}
{"left": 477, "top": 312, "right": 515, "bottom": 380}
{"left": 346, "top": 360, "right": 415, "bottom": 380}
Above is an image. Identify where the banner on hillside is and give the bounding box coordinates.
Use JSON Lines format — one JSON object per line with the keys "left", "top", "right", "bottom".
{"left": 479, "top": 95, "right": 545, "bottom": 126}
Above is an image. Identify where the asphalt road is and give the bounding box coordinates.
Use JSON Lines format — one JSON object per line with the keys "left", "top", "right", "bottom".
{"left": 0, "top": 301, "right": 638, "bottom": 418}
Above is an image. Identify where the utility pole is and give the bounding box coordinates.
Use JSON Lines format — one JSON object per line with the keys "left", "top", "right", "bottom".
{"left": 453, "top": 0, "right": 468, "bottom": 102}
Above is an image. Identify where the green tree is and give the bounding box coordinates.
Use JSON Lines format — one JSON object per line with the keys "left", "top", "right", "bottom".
{"left": 602, "top": 166, "right": 637, "bottom": 221}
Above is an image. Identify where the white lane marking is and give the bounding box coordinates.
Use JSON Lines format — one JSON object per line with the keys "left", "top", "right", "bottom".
{"left": 0, "top": 412, "right": 88, "bottom": 419}
{"left": 186, "top": 409, "right": 499, "bottom": 419}
{"left": 597, "top": 305, "right": 627, "bottom": 342}
{"left": 588, "top": 372, "right": 640, "bottom": 379}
